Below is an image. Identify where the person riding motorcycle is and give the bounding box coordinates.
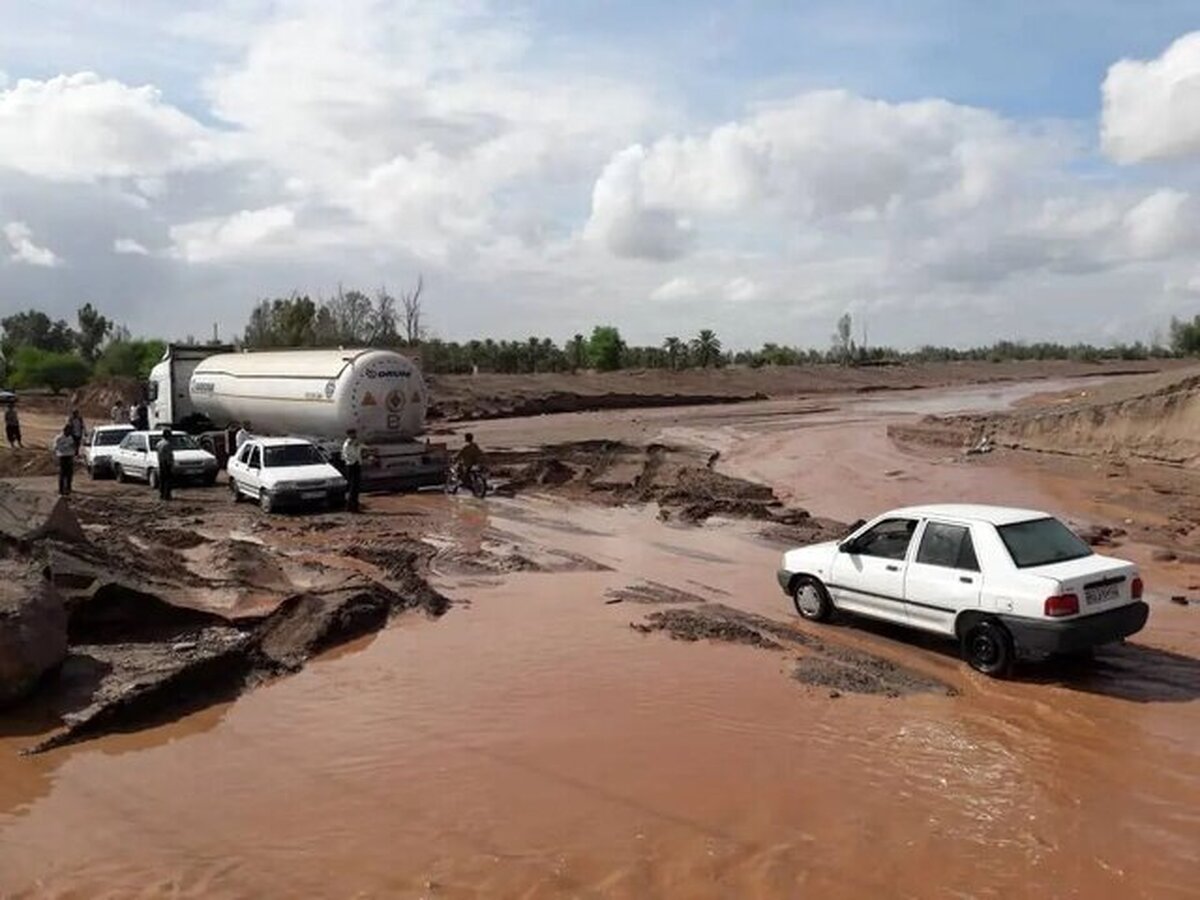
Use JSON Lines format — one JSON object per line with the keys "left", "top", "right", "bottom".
{"left": 453, "top": 433, "right": 485, "bottom": 480}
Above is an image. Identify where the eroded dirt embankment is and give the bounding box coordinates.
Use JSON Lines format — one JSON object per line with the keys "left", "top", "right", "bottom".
{"left": 0, "top": 485, "right": 450, "bottom": 754}
{"left": 892, "top": 368, "right": 1200, "bottom": 467}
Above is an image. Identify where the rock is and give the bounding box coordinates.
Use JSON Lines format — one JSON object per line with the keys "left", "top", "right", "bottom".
{"left": 0, "top": 563, "right": 69, "bottom": 707}
{"left": 1151, "top": 549, "right": 1179, "bottom": 562}
{"left": 1170, "top": 596, "right": 1189, "bottom": 606}
{"left": 0, "top": 484, "right": 86, "bottom": 546}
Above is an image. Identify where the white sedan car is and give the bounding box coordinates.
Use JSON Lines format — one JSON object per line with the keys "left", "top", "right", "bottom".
{"left": 227, "top": 436, "right": 347, "bottom": 513}
{"left": 111, "top": 430, "right": 219, "bottom": 487}
{"left": 83, "top": 424, "right": 135, "bottom": 478}
{"left": 777, "top": 504, "right": 1148, "bottom": 676}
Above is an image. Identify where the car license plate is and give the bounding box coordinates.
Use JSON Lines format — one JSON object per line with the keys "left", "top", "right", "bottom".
{"left": 1085, "top": 583, "right": 1120, "bottom": 605}
{"left": 301, "top": 490, "right": 325, "bottom": 500}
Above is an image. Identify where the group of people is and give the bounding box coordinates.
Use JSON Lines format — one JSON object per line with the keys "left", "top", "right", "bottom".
{"left": 110, "top": 399, "right": 149, "bottom": 430}
{"left": 7, "top": 394, "right": 484, "bottom": 508}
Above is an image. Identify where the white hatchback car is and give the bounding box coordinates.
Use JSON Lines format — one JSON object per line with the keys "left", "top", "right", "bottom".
{"left": 227, "top": 436, "right": 347, "bottom": 512}
{"left": 777, "top": 504, "right": 1148, "bottom": 676}
{"left": 83, "top": 424, "right": 135, "bottom": 478}
{"left": 111, "top": 430, "right": 219, "bottom": 487}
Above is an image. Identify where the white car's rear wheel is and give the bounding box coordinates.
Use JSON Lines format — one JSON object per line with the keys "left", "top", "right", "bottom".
{"left": 962, "top": 619, "right": 1014, "bottom": 677}
{"left": 792, "top": 576, "right": 833, "bottom": 623}
{"left": 259, "top": 490, "right": 274, "bottom": 513}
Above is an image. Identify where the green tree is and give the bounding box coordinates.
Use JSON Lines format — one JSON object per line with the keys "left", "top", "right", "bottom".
{"left": 568, "top": 334, "right": 587, "bottom": 371}
{"left": 1169, "top": 316, "right": 1200, "bottom": 355}
{"left": 691, "top": 329, "right": 722, "bottom": 367}
{"left": 588, "top": 325, "right": 624, "bottom": 372}
{"left": 76, "top": 303, "right": 112, "bottom": 362}
{"left": 8, "top": 347, "right": 90, "bottom": 394}
{"left": 1, "top": 309, "right": 75, "bottom": 356}
{"left": 832, "top": 312, "right": 854, "bottom": 365}
{"left": 94, "top": 339, "right": 166, "bottom": 379}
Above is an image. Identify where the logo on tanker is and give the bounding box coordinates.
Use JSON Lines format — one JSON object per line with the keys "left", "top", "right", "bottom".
{"left": 364, "top": 366, "right": 410, "bottom": 380}
{"left": 385, "top": 389, "right": 405, "bottom": 413}
{"left": 324, "top": 380, "right": 336, "bottom": 399}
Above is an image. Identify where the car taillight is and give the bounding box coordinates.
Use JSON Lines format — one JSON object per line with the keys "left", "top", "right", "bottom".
{"left": 1131, "top": 576, "right": 1143, "bottom": 600}
{"left": 1045, "top": 593, "right": 1080, "bottom": 617}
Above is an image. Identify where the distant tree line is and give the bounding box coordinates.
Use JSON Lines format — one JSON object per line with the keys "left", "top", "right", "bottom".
{"left": 1, "top": 286, "right": 1192, "bottom": 394}
{"left": 0, "top": 305, "right": 163, "bottom": 393}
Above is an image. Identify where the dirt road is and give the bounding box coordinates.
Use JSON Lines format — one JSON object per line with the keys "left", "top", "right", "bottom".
{"left": 1, "top": 373, "right": 1197, "bottom": 898}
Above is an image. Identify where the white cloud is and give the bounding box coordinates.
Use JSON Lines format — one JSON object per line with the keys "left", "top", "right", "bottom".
{"left": 168, "top": 205, "right": 297, "bottom": 263}
{"left": 0, "top": 72, "right": 222, "bottom": 181}
{"left": 3, "top": 221, "right": 60, "bottom": 266}
{"left": 650, "top": 276, "right": 702, "bottom": 302}
{"left": 1122, "top": 189, "right": 1199, "bottom": 257}
{"left": 585, "top": 90, "right": 1069, "bottom": 260}
{"left": 725, "top": 276, "right": 760, "bottom": 302}
{"left": 1103, "top": 32, "right": 1200, "bottom": 164}
{"left": 113, "top": 237, "right": 149, "bottom": 255}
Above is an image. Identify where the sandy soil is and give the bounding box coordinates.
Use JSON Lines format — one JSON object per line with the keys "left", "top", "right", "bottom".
{"left": 1, "top": 367, "right": 1198, "bottom": 898}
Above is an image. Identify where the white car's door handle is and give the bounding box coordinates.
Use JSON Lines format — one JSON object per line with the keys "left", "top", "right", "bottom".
{"left": 960, "top": 576, "right": 974, "bottom": 584}
{"left": 886, "top": 564, "right": 899, "bottom": 572}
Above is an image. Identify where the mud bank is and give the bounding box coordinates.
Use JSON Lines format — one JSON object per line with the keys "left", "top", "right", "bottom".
{"left": 892, "top": 366, "right": 1200, "bottom": 466}
{"left": 0, "top": 484, "right": 448, "bottom": 754}
{"left": 632, "top": 603, "right": 953, "bottom": 697}
{"left": 494, "top": 439, "right": 845, "bottom": 531}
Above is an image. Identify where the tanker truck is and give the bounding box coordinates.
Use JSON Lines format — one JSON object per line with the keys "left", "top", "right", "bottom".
{"left": 146, "top": 344, "right": 448, "bottom": 490}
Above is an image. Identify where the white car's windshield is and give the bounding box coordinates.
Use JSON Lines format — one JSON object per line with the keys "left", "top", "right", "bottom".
{"left": 264, "top": 444, "right": 325, "bottom": 467}
{"left": 94, "top": 430, "right": 130, "bottom": 446}
{"left": 152, "top": 434, "right": 201, "bottom": 451}
{"left": 996, "top": 518, "right": 1093, "bottom": 568}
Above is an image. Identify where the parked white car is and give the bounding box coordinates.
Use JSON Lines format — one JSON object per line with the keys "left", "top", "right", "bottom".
{"left": 777, "top": 504, "right": 1148, "bottom": 676}
{"left": 83, "top": 424, "right": 135, "bottom": 478}
{"left": 227, "top": 436, "right": 347, "bottom": 512}
{"left": 111, "top": 430, "right": 219, "bottom": 487}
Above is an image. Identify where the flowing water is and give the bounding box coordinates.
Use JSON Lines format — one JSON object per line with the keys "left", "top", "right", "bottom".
{"left": 2, "top": 381, "right": 1198, "bottom": 898}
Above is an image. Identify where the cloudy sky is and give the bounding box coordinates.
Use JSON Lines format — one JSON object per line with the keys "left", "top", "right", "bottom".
{"left": 2, "top": 1, "right": 1200, "bottom": 350}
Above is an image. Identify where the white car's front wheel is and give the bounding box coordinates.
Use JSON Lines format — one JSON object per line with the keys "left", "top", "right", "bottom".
{"left": 792, "top": 575, "right": 833, "bottom": 623}
{"left": 230, "top": 478, "right": 243, "bottom": 503}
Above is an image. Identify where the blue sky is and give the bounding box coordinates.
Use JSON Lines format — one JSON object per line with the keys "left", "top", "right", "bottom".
{"left": 2, "top": 1, "right": 1200, "bottom": 348}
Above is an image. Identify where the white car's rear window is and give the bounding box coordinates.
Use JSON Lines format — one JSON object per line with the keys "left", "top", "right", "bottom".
{"left": 996, "top": 518, "right": 1092, "bottom": 568}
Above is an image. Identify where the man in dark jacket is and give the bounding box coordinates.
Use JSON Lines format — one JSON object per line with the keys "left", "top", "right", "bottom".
{"left": 156, "top": 429, "right": 175, "bottom": 501}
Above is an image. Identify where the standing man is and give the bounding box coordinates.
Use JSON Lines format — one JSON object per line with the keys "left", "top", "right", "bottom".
{"left": 53, "top": 424, "right": 75, "bottom": 496}
{"left": 133, "top": 400, "right": 149, "bottom": 431}
{"left": 156, "top": 428, "right": 175, "bottom": 501}
{"left": 68, "top": 409, "right": 85, "bottom": 456}
{"left": 235, "top": 421, "right": 251, "bottom": 449}
{"left": 4, "top": 403, "right": 21, "bottom": 448}
{"left": 111, "top": 399, "right": 129, "bottom": 424}
{"left": 342, "top": 427, "right": 362, "bottom": 512}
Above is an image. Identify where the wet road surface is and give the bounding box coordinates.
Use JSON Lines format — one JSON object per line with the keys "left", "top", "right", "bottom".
{"left": 2, "top": 378, "right": 1198, "bottom": 898}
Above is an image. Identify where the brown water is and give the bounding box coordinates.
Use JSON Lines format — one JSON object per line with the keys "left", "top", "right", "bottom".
{"left": 3, "top": 383, "right": 1200, "bottom": 898}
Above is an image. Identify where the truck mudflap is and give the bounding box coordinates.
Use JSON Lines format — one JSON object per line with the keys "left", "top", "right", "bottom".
{"left": 999, "top": 601, "right": 1149, "bottom": 658}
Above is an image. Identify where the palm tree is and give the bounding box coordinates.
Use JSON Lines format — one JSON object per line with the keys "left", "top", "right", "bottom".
{"left": 663, "top": 336, "right": 684, "bottom": 370}
{"left": 691, "top": 329, "right": 722, "bottom": 368}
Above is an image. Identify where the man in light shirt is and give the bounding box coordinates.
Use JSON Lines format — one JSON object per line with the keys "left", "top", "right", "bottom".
{"left": 111, "top": 400, "right": 130, "bottom": 424}
{"left": 235, "top": 421, "right": 251, "bottom": 449}
{"left": 342, "top": 428, "right": 363, "bottom": 512}
{"left": 52, "top": 424, "right": 75, "bottom": 496}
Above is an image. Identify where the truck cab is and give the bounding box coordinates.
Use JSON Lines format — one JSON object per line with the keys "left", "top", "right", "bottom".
{"left": 147, "top": 343, "right": 234, "bottom": 431}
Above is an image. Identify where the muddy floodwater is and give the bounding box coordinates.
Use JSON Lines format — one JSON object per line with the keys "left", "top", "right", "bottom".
{"left": 3, "top": 379, "right": 1199, "bottom": 898}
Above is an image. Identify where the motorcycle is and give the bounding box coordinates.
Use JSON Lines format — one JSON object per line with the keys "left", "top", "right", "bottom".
{"left": 445, "top": 464, "right": 489, "bottom": 499}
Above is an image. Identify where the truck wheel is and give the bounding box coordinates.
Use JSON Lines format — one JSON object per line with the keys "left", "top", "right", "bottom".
{"left": 230, "top": 479, "right": 243, "bottom": 503}
{"left": 203, "top": 473, "right": 217, "bottom": 487}
{"left": 962, "top": 620, "right": 1014, "bottom": 677}
{"left": 792, "top": 575, "right": 833, "bottom": 623}
{"left": 259, "top": 491, "right": 274, "bottom": 514}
